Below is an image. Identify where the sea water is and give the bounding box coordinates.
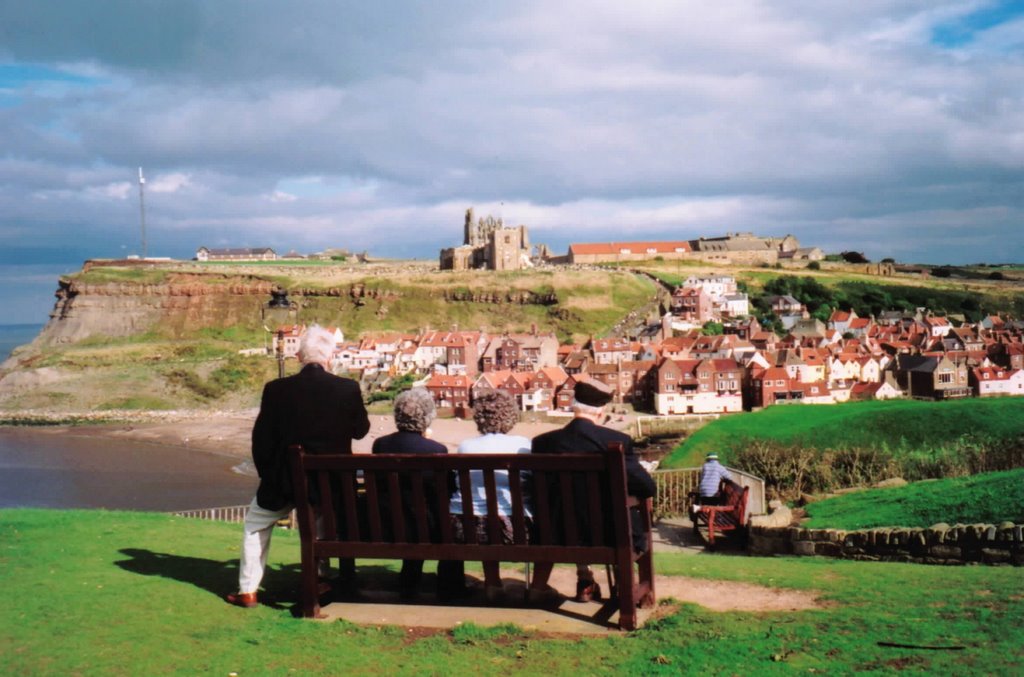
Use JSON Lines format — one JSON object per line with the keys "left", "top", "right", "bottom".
{"left": 0, "top": 427, "right": 256, "bottom": 511}
{"left": 0, "top": 323, "right": 44, "bottom": 361}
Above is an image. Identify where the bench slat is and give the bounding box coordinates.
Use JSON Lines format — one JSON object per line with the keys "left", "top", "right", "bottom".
{"left": 483, "top": 468, "right": 501, "bottom": 546}
{"left": 532, "top": 470, "right": 553, "bottom": 545}
{"left": 299, "top": 454, "right": 607, "bottom": 472}
{"left": 340, "top": 470, "right": 360, "bottom": 541}
{"left": 386, "top": 472, "right": 406, "bottom": 543}
{"left": 312, "top": 542, "right": 623, "bottom": 564}
{"left": 410, "top": 474, "right": 429, "bottom": 543}
{"left": 586, "top": 471, "right": 604, "bottom": 546}
{"left": 558, "top": 472, "right": 580, "bottom": 546}
{"left": 457, "top": 468, "right": 476, "bottom": 543}
{"left": 508, "top": 470, "right": 527, "bottom": 545}
{"left": 363, "top": 470, "right": 383, "bottom": 542}
{"left": 434, "top": 470, "right": 454, "bottom": 543}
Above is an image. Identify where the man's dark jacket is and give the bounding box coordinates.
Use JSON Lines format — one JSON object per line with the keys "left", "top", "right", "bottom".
{"left": 531, "top": 417, "right": 655, "bottom": 548}
{"left": 252, "top": 363, "right": 370, "bottom": 511}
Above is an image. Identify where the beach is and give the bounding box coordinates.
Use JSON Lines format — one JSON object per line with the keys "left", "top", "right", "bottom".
{"left": 25, "top": 410, "right": 587, "bottom": 458}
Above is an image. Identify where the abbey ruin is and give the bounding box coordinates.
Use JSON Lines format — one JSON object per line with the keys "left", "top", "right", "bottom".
{"left": 439, "top": 208, "right": 532, "bottom": 271}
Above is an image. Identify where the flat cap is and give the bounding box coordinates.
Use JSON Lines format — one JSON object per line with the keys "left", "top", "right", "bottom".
{"left": 574, "top": 379, "right": 614, "bottom": 407}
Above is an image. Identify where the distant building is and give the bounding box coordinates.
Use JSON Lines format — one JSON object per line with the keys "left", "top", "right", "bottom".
{"left": 689, "top": 232, "right": 799, "bottom": 265}
{"left": 565, "top": 232, "right": 802, "bottom": 265}
{"left": 440, "top": 208, "right": 532, "bottom": 271}
{"left": 567, "top": 241, "right": 691, "bottom": 264}
{"left": 196, "top": 247, "right": 276, "bottom": 262}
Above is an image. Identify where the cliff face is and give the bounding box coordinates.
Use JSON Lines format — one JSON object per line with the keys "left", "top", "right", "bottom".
{"left": 44, "top": 276, "right": 278, "bottom": 344}
{"left": 35, "top": 273, "right": 563, "bottom": 347}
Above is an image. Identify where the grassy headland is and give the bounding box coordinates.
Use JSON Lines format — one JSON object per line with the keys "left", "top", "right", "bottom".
{"left": 802, "top": 468, "right": 1024, "bottom": 529}
{"left": 665, "top": 398, "right": 1024, "bottom": 468}
{"left": 663, "top": 398, "right": 1024, "bottom": 497}
{"left": 2, "top": 263, "right": 656, "bottom": 412}
{"left": 3, "top": 508, "right": 1023, "bottom": 674}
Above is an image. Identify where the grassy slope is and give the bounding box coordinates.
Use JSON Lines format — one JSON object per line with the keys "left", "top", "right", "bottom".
{"left": 803, "top": 468, "right": 1024, "bottom": 529}
{"left": 663, "top": 398, "right": 1024, "bottom": 468}
{"left": 2, "top": 509, "right": 1023, "bottom": 674}
{"left": 8, "top": 266, "right": 654, "bottom": 412}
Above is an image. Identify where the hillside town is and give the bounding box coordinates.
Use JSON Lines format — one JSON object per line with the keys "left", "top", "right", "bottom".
{"left": 268, "top": 273, "right": 1024, "bottom": 417}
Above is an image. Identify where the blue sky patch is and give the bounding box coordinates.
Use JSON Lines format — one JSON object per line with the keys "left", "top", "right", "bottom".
{"left": 932, "top": 0, "right": 1024, "bottom": 47}
{"left": 0, "top": 63, "right": 98, "bottom": 88}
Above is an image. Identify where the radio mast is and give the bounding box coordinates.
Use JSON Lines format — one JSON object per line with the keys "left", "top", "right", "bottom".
{"left": 138, "top": 167, "right": 147, "bottom": 259}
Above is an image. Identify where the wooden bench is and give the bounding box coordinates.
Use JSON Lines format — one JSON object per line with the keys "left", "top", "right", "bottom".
{"left": 689, "top": 479, "right": 749, "bottom": 546}
{"left": 287, "top": 443, "right": 655, "bottom": 630}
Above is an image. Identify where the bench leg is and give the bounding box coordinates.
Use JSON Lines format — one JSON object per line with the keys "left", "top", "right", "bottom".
{"left": 615, "top": 554, "right": 637, "bottom": 631}
{"left": 299, "top": 542, "right": 320, "bottom": 619}
{"left": 637, "top": 549, "right": 655, "bottom": 608}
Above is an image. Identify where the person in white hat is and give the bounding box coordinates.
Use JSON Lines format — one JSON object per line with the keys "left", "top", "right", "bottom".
{"left": 698, "top": 452, "right": 733, "bottom": 505}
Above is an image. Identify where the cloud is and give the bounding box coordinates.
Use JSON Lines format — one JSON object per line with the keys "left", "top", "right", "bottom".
{"left": 0, "top": 0, "right": 1022, "bottom": 324}
{"left": 146, "top": 172, "right": 191, "bottom": 193}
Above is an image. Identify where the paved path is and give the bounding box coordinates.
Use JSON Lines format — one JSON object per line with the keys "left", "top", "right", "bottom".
{"left": 317, "top": 518, "right": 754, "bottom": 635}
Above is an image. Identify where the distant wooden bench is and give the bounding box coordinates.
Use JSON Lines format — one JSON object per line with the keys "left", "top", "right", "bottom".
{"left": 288, "top": 443, "right": 655, "bottom": 630}
{"left": 689, "top": 479, "right": 749, "bottom": 546}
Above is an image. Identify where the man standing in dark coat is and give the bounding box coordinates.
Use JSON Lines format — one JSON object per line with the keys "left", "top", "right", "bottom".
{"left": 227, "top": 325, "right": 370, "bottom": 608}
{"left": 528, "top": 379, "right": 655, "bottom": 603}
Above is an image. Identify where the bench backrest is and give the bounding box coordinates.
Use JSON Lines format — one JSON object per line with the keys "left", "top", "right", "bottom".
{"left": 719, "top": 478, "right": 750, "bottom": 526}
{"left": 288, "top": 444, "right": 639, "bottom": 564}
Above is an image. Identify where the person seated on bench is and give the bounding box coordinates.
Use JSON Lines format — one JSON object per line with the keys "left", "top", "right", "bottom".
{"left": 371, "top": 387, "right": 454, "bottom": 601}
{"left": 444, "top": 390, "right": 532, "bottom": 602}
{"left": 698, "top": 452, "right": 733, "bottom": 506}
{"left": 528, "top": 379, "right": 655, "bottom": 603}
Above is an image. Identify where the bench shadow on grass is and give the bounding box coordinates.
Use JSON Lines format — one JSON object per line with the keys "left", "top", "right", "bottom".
{"left": 114, "top": 548, "right": 399, "bottom": 613}
{"left": 114, "top": 550, "right": 628, "bottom": 628}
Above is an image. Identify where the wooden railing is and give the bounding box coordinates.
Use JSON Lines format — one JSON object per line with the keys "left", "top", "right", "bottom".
{"left": 651, "top": 466, "right": 765, "bottom": 520}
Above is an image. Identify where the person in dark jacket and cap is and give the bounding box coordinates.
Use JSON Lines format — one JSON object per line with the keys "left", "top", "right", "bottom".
{"left": 527, "top": 378, "right": 655, "bottom": 603}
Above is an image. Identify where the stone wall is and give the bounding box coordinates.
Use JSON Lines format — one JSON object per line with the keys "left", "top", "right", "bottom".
{"left": 748, "top": 522, "right": 1024, "bottom": 566}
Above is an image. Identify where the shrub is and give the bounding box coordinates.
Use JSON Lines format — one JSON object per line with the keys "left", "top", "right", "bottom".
{"left": 165, "top": 369, "right": 223, "bottom": 400}
{"left": 731, "top": 434, "right": 1024, "bottom": 499}
{"left": 806, "top": 261, "right": 821, "bottom": 270}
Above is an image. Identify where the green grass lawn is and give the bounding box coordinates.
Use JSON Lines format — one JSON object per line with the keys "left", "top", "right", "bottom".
{"left": 664, "top": 398, "right": 1024, "bottom": 468}
{"left": 3, "top": 509, "right": 1023, "bottom": 674}
{"left": 802, "top": 468, "right": 1024, "bottom": 530}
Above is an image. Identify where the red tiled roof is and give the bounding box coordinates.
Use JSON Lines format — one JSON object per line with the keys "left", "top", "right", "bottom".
{"left": 569, "top": 241, "right": 692, "bottom": 255}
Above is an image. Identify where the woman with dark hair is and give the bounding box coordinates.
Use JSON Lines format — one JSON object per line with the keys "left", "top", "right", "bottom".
{"left": 447, "top": 390, "right": 531, "bottom": 601}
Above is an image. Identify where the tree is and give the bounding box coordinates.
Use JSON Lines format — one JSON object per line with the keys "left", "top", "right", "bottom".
{"left": 841, "top": 251, "right": 870, "bottom": 264}
{"left": 701, "top": 321, "right": 724, "bottom": 336}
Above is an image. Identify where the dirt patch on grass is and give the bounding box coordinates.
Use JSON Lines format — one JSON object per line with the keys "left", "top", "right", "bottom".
{"left": 537, "top": 568, "right": 828, "bottom": 613}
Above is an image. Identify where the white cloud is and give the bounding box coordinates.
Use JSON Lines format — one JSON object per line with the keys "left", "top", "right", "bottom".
{"left": 146, "top": 172, "right": 192, "bottom": 193}
{"left": 0, "top": 0, "right": 1021, "bottom": 299}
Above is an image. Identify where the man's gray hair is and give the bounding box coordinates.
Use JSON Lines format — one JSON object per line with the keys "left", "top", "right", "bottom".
{"left": 394, "top": 387, "right": 436, "bottom": 433}
{"left": 297, "top": 325, "right": 336, "bottom": 366}
{"left": 571, "top": 398, "right": 605, "bottom": 417}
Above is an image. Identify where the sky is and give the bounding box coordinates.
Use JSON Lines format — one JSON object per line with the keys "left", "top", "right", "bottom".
{"left": 1, "top": 1, "right": 1023, "bottom": 324}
